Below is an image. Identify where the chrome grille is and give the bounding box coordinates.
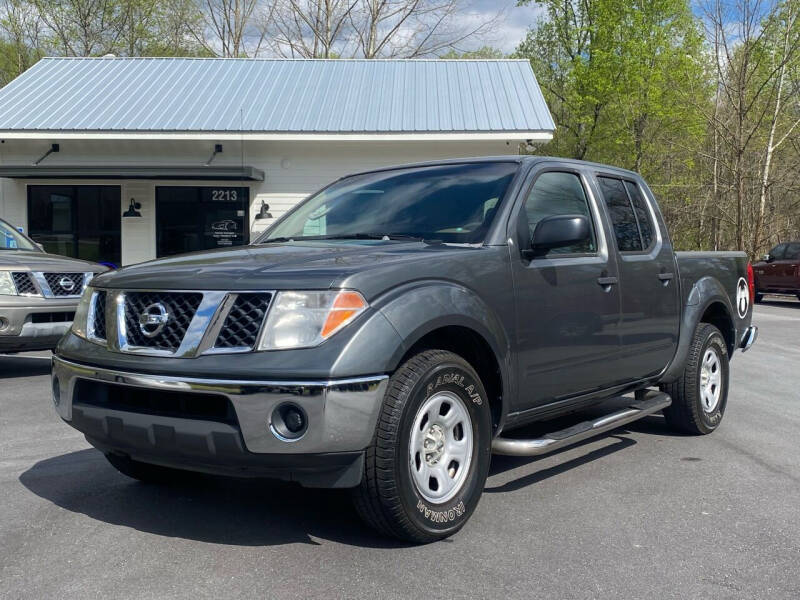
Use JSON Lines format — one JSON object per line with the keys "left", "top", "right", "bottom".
{"left": 43, "top": 272, "right": 84, "bottom": 296}
{"left": 214, "top": 293, "right": 272, "bottom": 349}
{"left": 123, "top": 292, "right": 203, "bottom": 352}
{"left": 12, "top": 272, "right": 38, "bottom": 295}
{"left": 90, "top": 291, "right": 107, "bottom": 341}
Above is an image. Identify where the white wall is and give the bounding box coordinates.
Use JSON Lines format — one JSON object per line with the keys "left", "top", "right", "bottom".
{"left": 0, "top": 138, "right": 518, "bottom": 265}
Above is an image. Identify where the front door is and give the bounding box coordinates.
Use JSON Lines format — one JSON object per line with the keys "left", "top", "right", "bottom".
{"left": 510, "top": 166, "right": 623, "bottom": 407}
{"left": 156, "top": 186, "right": 249, "bottom": 257}
{"left": 594, "top": 175, "right": 680, "bottom": 380}
{"left": 775, "top": 242, "right": 800, "bottom": 291}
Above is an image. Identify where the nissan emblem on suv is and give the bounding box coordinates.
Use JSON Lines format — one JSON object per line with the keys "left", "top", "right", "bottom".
{"left": 58, "top": 276, "right": 76, "bottom": 293}
{"left": 138, "top": 303, "right": 170, "bottom": 337}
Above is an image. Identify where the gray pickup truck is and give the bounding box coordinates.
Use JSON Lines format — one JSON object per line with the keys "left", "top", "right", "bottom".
{"left": 53, "top": 157, "right": 757, "bottom": 542}
{"left": 1, "top": 218, "right": 105, "bottom": 352}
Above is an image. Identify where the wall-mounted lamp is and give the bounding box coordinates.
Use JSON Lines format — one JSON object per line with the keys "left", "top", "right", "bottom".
{"left": 206, "top": 143, "right": 223, "bottom": 166}
{"left": 122, "top": 198, "right": 142, "bottom": 218}
{"left": 33, "top": 143, "right": 59, "bottom": 166}
{"left": 254, "top": 201, "right": 273, "bottom": 220}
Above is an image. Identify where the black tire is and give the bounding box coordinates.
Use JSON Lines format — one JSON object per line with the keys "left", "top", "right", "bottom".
{"left": 661, "top": 323, "right": 729, "bottom": 435}
{"left": 755, "top": 293, "right": 764, "bottom": 303}
{"left": 352, "top": 349, "right": 492, "bottom": 543}
{"left": 105, "top": 453, "right": 193, "bottom": 484}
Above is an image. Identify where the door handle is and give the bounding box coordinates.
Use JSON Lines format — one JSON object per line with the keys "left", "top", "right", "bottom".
{"left": 597, "top": 276, "right": 618, "bottom": 286}
{"left": 658, "top": 272, "right": 674, "bottom": 281}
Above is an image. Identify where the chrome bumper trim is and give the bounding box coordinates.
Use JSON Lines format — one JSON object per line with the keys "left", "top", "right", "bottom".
{"left": 740, "top": 325, "right": 758, "bottom": 352}
{"left": 52, "top": 356, "right": 389, "bottom": 454}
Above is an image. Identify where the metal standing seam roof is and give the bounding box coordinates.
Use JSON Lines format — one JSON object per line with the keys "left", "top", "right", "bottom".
{"left": 0, "top": 57, "right": 555, "bottom": 136}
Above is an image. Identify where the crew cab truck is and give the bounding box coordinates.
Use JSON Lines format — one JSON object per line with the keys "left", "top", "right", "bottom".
{"left": 1, "top": 218, "right": 106, "bottom": 353}
{"left": 52, "top": 157, "right": 757, "bottom": 543}
{"left": 753, "top": 241, "right": 800, "bottom": 302}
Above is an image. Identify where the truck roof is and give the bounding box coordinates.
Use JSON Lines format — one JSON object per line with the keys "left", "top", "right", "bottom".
{"left": 343, "top": 155, "right": 642, "bottom": 181}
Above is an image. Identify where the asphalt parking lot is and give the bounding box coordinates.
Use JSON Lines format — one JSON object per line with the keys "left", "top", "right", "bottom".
{"left": 1, "top": 299, "right": 798, "bottom": 599}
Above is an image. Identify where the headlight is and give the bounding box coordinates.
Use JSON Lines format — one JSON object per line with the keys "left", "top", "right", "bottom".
{"left": 257, "top": 290, "right": 367, "bottom": 350}
{"left": 70, "top": 286, "right": 94, "bottom": 340}
{"left": 0, "top": 271, "right": 17, "bottom": 296}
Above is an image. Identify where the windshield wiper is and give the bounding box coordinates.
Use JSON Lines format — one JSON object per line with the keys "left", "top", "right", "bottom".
{"left": 260, "top": 233, "right": 432, "bottom": 244}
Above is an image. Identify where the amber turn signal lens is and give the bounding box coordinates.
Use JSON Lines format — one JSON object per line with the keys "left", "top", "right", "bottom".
{"left": 321, "top": 291, "right": 367, "bottom": 338}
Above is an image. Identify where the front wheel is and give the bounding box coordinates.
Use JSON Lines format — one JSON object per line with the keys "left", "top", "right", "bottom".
{"left": 661, "top": 323, "right": 729, "bottom": 435}
{"left": 352, "top": 349, "right": 492, "bottom": 543}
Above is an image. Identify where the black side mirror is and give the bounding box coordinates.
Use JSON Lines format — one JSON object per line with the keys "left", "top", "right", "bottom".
{"left": 522, "top": 215, "right": 590, "bottom": 259}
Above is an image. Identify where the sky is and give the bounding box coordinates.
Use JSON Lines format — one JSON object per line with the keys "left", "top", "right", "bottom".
{"left": 463, "top": 0, "right": 544, "bottom": 54}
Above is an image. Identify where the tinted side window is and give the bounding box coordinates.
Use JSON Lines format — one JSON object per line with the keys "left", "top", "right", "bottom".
{"left": 598, "top": 177, "right": 642, "bottom": 252}
{"left": 784, "top": 243, "right": 800, "bottom": 260}
{"left": 770, "top": 243, "right": 787, "bottom": 260}
{"left": 624, "top": 181, "right": 654, "bottom": 248}
{"left": 523, "top": 171, "right": 596, "bottom": 255}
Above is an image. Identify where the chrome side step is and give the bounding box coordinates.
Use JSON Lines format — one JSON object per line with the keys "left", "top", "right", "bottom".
{"left": 491, "top": 391, "right": 672, "bottom": 457}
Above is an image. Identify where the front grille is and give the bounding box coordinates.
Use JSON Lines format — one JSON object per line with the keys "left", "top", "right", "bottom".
{"left": 74, "top": 379, "right": 237, "bottom": 425}
{"left": 214, "top": 293, "right": 272, "bottom": 349}
{"left": 123, "top": 291, "right": 202, "bottom": 352}
{"left": 12, "top": 272, "right": 38, "bottom": 295}
{"left": 91, "top": 291, "right": 107, "bottom": 341}
{"left": 44, "top": 272, "right": 84, "bottom": 296}
{"left": 31, "top": 311, "right": 75, "bottom": 323}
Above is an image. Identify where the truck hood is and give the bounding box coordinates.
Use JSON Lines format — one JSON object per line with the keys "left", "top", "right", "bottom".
{"left": 93, "top": 242, "right": 476, "bottom": 294}
{"left": 0, "top": 249, "right": 105, "bottom": 272}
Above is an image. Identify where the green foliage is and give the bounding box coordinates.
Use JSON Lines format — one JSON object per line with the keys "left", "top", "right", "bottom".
{"left": 439, "top": 46, "right": 505, "bottom": 59}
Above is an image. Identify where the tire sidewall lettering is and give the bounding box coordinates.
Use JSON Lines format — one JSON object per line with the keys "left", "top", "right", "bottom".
{"left": 698, "top": 334, "right": 728, "bottom": 428}
{"left": 400, "top": 362, "right": 490, "bottom": 530}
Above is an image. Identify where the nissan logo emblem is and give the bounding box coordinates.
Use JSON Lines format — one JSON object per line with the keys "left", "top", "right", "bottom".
{"left": 138, "top": 302, "right": 170, "bottom": 338}
{"left": 58, "top": 276, "right": 76, "bottom": 292}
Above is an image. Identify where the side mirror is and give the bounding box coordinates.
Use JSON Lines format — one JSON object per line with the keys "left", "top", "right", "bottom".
{"left": 763, "top": 254, "right": 773, "bottom": 262}
{"left": 523, "top": 215, "right": 590, "bottom": 259}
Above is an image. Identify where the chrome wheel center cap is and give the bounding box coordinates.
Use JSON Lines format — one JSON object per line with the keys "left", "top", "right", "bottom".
{"left": 423, "top": 424, "right": 446, "bottom": 465}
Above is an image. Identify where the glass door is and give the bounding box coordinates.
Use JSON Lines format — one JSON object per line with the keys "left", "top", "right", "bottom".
{"left": 156, "top": 186, "right": 249, "bottom": 258}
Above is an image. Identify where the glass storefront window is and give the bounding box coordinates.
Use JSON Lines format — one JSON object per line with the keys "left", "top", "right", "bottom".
{"left": 28, "top": 185, "right": 121, "bottom": 266}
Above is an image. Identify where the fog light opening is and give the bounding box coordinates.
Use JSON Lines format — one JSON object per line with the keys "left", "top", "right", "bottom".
{"left": 0, "top": 317, "right": 8, "bottom": 331}
{"left": 269, "top": 403, "right": 308, "bottom": 441}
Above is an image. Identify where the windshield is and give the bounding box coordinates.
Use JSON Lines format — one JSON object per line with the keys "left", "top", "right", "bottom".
{"left": 258, "top": 162, "right": 519, "bottom": 244}
{"left": 0, "top": 220, "right": 37, "bottom": 251}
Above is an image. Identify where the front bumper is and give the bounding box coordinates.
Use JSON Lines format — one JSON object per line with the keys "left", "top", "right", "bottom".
{"left": 52, "top": 356, "right": 389, "bottom": 487}
{"left": 0, "top": 299, "right": 78, "bottom": 351}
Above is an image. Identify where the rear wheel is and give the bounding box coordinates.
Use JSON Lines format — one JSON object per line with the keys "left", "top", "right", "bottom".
{"left": 353, "top": 349, "right": 491, "bottom": 543}
{"left": 105, "top": 453, "right": 194, "bottom": 484}
{"left": 661, "top": 323, "right": 729, "bottom": 435}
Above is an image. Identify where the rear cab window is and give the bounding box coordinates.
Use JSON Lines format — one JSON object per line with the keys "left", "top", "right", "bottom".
{"left": 598, "top": 176, "right": 656, "bottom": 253}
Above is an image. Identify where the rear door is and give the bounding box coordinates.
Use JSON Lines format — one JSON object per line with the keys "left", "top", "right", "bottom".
{"left": 509, "top": 164, "right": 623, "bottom": 407}
{"left": 594, "top": 175, "right": 680, "bottom": 381}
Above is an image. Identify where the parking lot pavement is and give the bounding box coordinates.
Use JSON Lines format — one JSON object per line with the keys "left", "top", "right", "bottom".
{"left": 1, "top": 299, "right": 799, "bottom": 600}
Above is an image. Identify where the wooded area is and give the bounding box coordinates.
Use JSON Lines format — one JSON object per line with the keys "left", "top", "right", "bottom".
{"left": 0, "top": 0, "right": 797, "bottom": 256}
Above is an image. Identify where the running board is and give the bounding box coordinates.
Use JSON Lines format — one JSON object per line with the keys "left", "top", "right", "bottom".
{"left": 491, "top": 391, "right": 672, "bottom": 457}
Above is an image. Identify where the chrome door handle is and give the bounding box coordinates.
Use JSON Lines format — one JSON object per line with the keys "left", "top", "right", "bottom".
{"left": 658, "top": 272, "right": 674, "bottom": 281}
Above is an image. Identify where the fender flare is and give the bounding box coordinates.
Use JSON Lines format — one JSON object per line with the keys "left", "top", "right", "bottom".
{"left": 662, "top": 276, "right": 736, "bottom": 381}
{"left": 374, "top": 280, "right": 514, "bottom": 425}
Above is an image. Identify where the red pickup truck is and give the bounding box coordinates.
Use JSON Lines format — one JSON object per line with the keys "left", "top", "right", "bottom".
{"left": 753, "top": 242, "right": 800, "bottom": 302}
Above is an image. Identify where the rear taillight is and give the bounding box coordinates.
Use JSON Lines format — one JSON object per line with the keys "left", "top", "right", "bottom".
{"left": 747, "top": 262, "right": 755, "bottom": 304}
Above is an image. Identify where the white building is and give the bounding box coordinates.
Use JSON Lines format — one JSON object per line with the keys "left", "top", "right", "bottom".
{"left": 0, "top": 57, "right": 554, "bottom": 266}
